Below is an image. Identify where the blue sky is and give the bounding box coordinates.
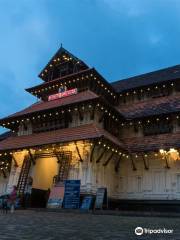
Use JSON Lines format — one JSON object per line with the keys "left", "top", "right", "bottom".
{"left": 0, "top": 0, "right": 180, "bottom": 133}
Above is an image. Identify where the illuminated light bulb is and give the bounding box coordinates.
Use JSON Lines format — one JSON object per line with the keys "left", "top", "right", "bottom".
{"left": 138, "top": 121, "right": 141, "bottom": 125}
{"left": 155, "top": 86, "right": 158, "bottom": 89}
{"left": 171, "top": 83, "right": 174, "bottom": 86}
{"left": 163, "top": 85, "right": 166, "bottom": 88}
{"left": 176, "top": 116, "right": 179, "bottom": 119}
{"left": 145, "top": 154, "right": 148, "bottom": 157}
{"left": 135, "top": 155, "right": 138, "bottom": 158}
{"left": 169, "top": 148, "right": 176, "bottom": 152}
{"left": 98, "top": 141, "right": 101, "bottom": 145}
{"left": 159, "top": 149, "right": 165, "bottom": 154}
{"left": 156, "top": 118, "right": 159, "bottom": 121}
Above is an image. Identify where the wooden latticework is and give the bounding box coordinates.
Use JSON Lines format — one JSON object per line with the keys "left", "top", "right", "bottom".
{"left": 17, "top": 156, "right": 31, "bottom": 195}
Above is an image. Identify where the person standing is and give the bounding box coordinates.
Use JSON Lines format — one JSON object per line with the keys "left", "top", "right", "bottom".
{"left": 9, "top": 186, "right": 17, "bottom": 213}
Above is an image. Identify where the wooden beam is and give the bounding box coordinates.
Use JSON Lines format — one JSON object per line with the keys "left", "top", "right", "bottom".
{"left": 90, "top": 105, "right": 95, "bottom": 120}
{"left": 74, "top": 141, "right": 83, "bottom": 162}
{"left": 115, "top": 155, "right": 122, "bottom": 172}
{"left": 164, "top": 156, "right": 170, "bottom": 169}
{"left": 141, "top": 154, "right": 149, "bottom": 170}
{"left": 78, "top": 108, "right": 84, "bottom": 121}
{"left": 28, "top": 149, "right": 36, "bottom": 165}
{"left": 130, "top": 154, "right": 137, "bottom": 171}
{"left": 2, "top": 169, "right": 6, "bottom": 178}
{"left": 12, "top": 155, "right": 18, "bottom": 167}
{"left": 54, "top": 151, "right": 61, "bottom": 163}
{"left": 90, "top": 143, "right": 96, "bottom": 162}
{"left": 96, "top": 148, "right": 107, "bottom": 163}
{"left": 103, "top": 152, "right": 114, "bottom": 166}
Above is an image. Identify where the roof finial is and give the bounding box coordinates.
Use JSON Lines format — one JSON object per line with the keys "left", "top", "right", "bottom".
{"left": 60, "top": 43, "right": 63, "bottom": 48}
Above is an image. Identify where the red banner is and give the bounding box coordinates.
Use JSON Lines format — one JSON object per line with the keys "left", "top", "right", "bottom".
{"left": 48, "top": 88, "right": 78, "bottom": 101}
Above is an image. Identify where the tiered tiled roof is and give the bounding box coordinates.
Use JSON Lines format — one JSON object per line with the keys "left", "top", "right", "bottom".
{"left": 123, "top": 132, "right": 180, "bottom": 152}
{"left": 117, "top": 94, "right": 180, "bottom": 119}
{"left": 0, "top": 90, "right": 99, "bottom": 122}
{"left": 111, "top": 65, "right": 180, "bottom": 92}
{"left": 0, "top": 124, "right": 125, "bottom": 151}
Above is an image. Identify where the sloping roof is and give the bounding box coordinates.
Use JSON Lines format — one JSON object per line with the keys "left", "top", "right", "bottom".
{"left": 0, "top": 90, "right": 99, "bottom": 122}
{"left": 117, "top": 94, "right": 180, "bottom": 119}
{"left": 124, "top": 132, "right": 180, "bottom": 152}
{"left": 26, "top": 68, "right": 93, "bottom": 93}
{"left": 39, "top": 46, "right": 89, "bottom": 81}
{"left": 111, "top": 65, "right": 180, "bottom": 92}
{"left": 0, "top": 131, "right": 16, "bottom": 141}
{"left": 0, "top": 124, "right": 124, "bottom": 151}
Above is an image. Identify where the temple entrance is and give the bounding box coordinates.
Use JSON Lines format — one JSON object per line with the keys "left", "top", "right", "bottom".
{"left": 30, "top": 151, "right": 72, "bottom": 208}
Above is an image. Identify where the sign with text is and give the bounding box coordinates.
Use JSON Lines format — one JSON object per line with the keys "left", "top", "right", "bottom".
{"left": 80, "top": 195, "right": 94, "bottom": 210}
{"left": 48, "top": 88, "right": 78, "bottom": 101}
{"left": 63, "top": 180, "right": 80, "bottom": 209}
{"left": 47, "top": 184, "right": 64, "bottom": 208}
{"left": 94, "top": 187, "right": 108, "bottom": 209}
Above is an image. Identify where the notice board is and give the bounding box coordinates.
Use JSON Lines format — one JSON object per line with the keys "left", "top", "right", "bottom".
{"left": 63, "top": 180, "right": 80, "bottom": 209}
{"left": 80, "top": 195, "right": 94, "bottom": 210}
{"left": 94, "top": 187, "right": 108, "bottom": 209}
{"left": 47, "top": 183, "right": 64, "bottom": 208}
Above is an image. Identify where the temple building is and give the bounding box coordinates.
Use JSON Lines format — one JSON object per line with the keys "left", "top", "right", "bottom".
{"left": 0, "top": 46, "right": 180, "bottom": 208}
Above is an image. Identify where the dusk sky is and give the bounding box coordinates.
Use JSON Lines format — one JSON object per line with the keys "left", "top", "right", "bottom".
{"left": 0, "top": 0, "right": 180, "bottom": 133}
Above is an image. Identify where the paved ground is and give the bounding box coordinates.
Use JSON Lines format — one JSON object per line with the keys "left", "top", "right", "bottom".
{"left": 0, "top": 210, "right": 180, "bottom": 240}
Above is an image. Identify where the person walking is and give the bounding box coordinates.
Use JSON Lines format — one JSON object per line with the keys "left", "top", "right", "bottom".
{"left": 9, "top": 186, "right": 17, "bottom": 213}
